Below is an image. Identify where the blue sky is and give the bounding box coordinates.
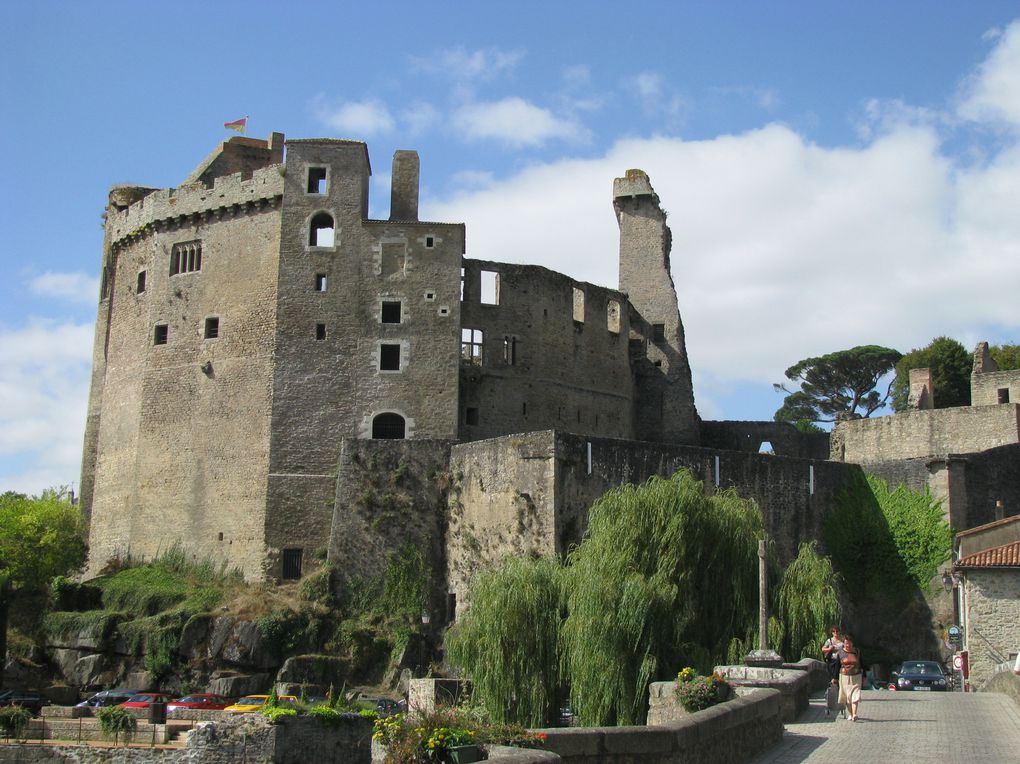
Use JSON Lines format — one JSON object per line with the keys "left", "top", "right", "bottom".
{"left": 2, "top": 2, "right": 1020, "bottom": 494}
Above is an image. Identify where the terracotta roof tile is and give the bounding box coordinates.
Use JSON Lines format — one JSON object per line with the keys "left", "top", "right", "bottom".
{"left": 956, "top": 541, "right": 1020, "bottom": 569}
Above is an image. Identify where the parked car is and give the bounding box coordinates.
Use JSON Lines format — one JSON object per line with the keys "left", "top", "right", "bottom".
{"left": 75, "top": 689, "right": 139, "bottom": 710}
{"left": 890, "top": 660, "right": 949, "bottom": 691}
{"left": 167, "top": 693, "right": 233, "bottom": 712}
{"left": 0, "top": 690, "right": 51, "bottom": 716}
{"left": 119, "top": 693, "right": 173, "bottom": 709}
{"left": 223, "top": 695, "right": 298, "bottom": 713}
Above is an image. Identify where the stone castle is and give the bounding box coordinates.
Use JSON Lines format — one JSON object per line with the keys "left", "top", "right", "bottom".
{"left": 81, "top": 133, "right": 1019, "bottom": 629}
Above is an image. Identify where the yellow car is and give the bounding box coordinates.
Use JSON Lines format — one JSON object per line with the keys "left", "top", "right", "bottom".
{"left": 223, "top": 694, "right": 298, "bottom": 713}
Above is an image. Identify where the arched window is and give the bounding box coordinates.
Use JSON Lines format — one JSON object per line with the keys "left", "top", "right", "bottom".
{"left": 372, "top": 412, "right": 406, "bottom": 439}
{"left": 309, "top": 212, "right": 335, "bottom": 247}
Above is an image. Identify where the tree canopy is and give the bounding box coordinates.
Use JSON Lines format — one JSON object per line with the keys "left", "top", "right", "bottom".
{"left": 890, "top": 336, "right": 971, "bottom": 411}
{"left": 0, "top": 489, "right": 86, "bottom": 594}
{"left": 774, "top": 345, "right": 903, "bottom": 424}
{"left": 990, "top": 343, "right": 1020, "bottom": 371}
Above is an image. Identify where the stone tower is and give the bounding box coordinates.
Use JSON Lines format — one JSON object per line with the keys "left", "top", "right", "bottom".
{"left": 614, "top": 170, "right": 699, "bottom": 444}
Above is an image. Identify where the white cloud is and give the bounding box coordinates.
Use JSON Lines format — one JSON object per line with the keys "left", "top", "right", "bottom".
{"left": 411, "top": 46, "right": 524, "bottom": 81}
{"left": 958, "top": 20, "right": 1020, "bottom": 129}
{"left": 29, "top": 271, "right": 99, "bottom": 304}
{"left": 427, "top": 116, "right": 1019, "bottom": 394}
{"left": 401, "top": 101, "right": 439, "bottom": 135}
{"left": 453, "top": 98, "right": 587, "bottom": 147}
{"left": 628, "top": 71, "right": 687, "bottom": 117}
{"left": 0, "top": 320, "right": 93, "bottom": 496}
{"left": 314, "top": 98, "right": 395, "bottom": 136}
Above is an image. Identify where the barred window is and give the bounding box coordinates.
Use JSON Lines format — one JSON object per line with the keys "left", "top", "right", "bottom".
{"left": 171, "top": 241, "right": 203, "bottom": 276}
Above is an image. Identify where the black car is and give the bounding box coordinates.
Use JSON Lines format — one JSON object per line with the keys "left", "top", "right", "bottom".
{"left": 75, "top": 688, "right": 139, "bottom": 710}
{"left": 891, "top": 660, "right": 949, "bottom": 691}
{"left": 0, "top": 690, "right": 51, "bottom": 716}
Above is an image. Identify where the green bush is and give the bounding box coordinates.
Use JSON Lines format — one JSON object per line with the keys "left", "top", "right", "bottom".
{"left": 261, "top": 706, "right": 298, "bottom": 724}
{"left": 0, "top": 706, "right": 32, "bottom": 739}
{"left": 97, "top": 705, "right": 136, "bottom": 742}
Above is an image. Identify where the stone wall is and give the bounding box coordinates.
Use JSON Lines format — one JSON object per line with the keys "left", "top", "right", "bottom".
{"left": 831, "top": 405, "right": 1020, "bottom": 463}
{"left": 700, "top": 420, "right": 830, "bottom": 460}
{"left": 958, "top": 444, "right": 1020, "bottom": 528}
{"left": 971, "top": 368, "right": 1020, "bottom": 407}
{"left": 962, "top": 569, "right": 1020, "bottom": 689}
{"left": 329, "top": 438, "right": 453, "bottom": 603}
{"left": 446, "top": 431, "right": 861, "bottom": 613}
{"left": 458, "top": 260, "right": 635, "bottom": 442}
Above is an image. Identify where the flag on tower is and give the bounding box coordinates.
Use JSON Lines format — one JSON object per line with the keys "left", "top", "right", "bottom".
{"left": 224, "top": 116, "right": 248, "bottom": 134}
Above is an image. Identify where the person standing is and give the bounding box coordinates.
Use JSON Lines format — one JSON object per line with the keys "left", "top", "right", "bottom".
{"left": 838, "top": 634, "right": 863, "bottom": 721}
{"left": 821, "top": 625, "right": 843, "bottom": 686}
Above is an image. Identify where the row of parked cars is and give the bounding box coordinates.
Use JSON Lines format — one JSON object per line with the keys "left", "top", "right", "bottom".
{"left": 2, "top": 688, "right": 403, "bottom": 717}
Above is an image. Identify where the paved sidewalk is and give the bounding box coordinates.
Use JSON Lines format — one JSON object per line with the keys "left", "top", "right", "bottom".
{"left": 747, "top": 689, "right": 1020, "bottom": 763}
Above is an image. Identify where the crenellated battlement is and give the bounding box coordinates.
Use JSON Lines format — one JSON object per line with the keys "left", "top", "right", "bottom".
{"left": 107, "top": 164, "right": 285, "bottom": 251}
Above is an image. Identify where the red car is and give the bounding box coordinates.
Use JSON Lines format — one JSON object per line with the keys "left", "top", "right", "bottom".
{"left": 120, "top": 693, "right": 173, "bottom": 709}
{"left": 167, "top": 694, "right": 232, "bottom": 712}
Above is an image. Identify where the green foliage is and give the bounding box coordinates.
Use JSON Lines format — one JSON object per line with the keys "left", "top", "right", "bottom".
{"left": 379, "top": 544, "right": 430, "bottom": 621}
{"left": 0, "top": 489, "right": 86, "bottom": 594}
{"left": 674, "top": 670, "right": 731, "bottom": 712}
{"left": 561, "top": 471, "right": 762, "bottom": 726}
{"left": 256, "top": 610, "right": 310, "bottom": 659}
{"left": 446, "top": 556, "right": 564, "bottom": 727}
{"left": 0, "top": 706, "right": 32, "bottom": 739}
{"left": 774, "top": 345, "right": 902, "bottom": 423}
{"left": 776, "top": 542, "right": 841, "bottom": 659}
{"left": 793, "top": 419, "right": 824, "bottom": 433}
{"left": 97, "top": 705, "right": 136, "bottom": 741}
{"left": 307, "top": 704, "right": 347, "bottom": 726}
{"left": 42, "top": 610, "right": 123, "bottom": 646}
{"left": 891, "top": 336, "right": 971, "bottom": 411}
{"left": 261, "top": 706, "right": 298, "bottom": 723}
{"left": 990, "top": 343, "right": 1020, "bottom": 371}
{"left": 50, "top": 576, "right": 103, "bottom": 611}
{"left": 824, "top": 473, "right": 950, "bottom": 605}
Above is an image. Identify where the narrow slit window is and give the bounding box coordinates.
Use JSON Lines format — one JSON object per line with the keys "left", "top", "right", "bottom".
{"left": 461, "top": 328, "right": 483, "bottom": 364}
{"left": 380, "top": 343, "right": 401, "bottom": 371}
{"left": 314, "top": 273, "right": 327, "bottom": 292}
{"left": 503, "top": 336, "right": 516, "bottom": 365}
{"left": 480, "top": 270, "right": 499, "bottom": 305}
{"left": 309, "top": 212, "right": 335, "bottom": 247}
{"left": 307, "top": 167, "right": 327, "bottom": 194}
{"left": 137, "top": 271, "right": 146, "bottom": 294}
{"left": 315, "top": 323, "right": 326, "bottom": 340}
{"left": 204, "top": 317, "right": 220, "bottom": 339}
{"left": 153, "top": 324, "right": 168, "bottom": 345}
{"left": 572, "top": 287, "right": 585, "bottom": 322}
{"left": 381, "top": 301, "right": 402, "bottom": 324}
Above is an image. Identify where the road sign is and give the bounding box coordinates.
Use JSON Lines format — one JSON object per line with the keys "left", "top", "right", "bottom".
{"left": 953, "top": 653, "right": 964, "bottom": 670}
{"left": 948, "top": 625, "right": 963, "bottom": 645}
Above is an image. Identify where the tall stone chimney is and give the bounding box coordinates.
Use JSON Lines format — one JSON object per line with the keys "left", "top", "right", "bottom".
{"left": 390, "top": 150, "right": 419, "bottom": 221}
{"left": 908, "top": 368, "right": 934, "bottom": 409}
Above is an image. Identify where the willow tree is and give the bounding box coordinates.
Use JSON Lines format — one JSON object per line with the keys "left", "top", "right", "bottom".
{"left": 776, "top": 542, "right": 841, "bottom": 659}
{"left": 560, "top": 470, "right": 762, "bottom": 726}
{"left": 445, "top": 556, "right": 564, "bottom": 727}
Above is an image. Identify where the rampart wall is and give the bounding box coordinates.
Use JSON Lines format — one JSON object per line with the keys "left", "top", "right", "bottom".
{"left": 831, "top": 404, "right": 1020, "bottom": 463}
{"left": 700, "top": 420, "right": 830, "bottom": 460}
{"left": 972, "top": 368, "right": 1020, "bottom": 407}
{"left": 459, "top": 260, "right": 634, "bottom": 442}
{"left": 447, "top": 431, "right": 860, "bottom": 611}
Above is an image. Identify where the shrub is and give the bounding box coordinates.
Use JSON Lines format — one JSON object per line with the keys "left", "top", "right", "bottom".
{"left": 97, "top": 705, "right": 137, "bottom": 742}
{"left": 261, "top": 706, "right": 298, "bottom": 724}
{"left": 0, "top": 706, "right": 32, "bottom": 739}
{"left": 675, "top": 669, "right": 731, "bottom": 712}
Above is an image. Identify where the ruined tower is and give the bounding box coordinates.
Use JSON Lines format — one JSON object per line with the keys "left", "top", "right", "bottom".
{"left": 614, "top": 170, "right": 699, "bottom": 444}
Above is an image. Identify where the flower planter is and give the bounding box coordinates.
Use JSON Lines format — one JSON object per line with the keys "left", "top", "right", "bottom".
{"left": 447, "top": 744, "right": 484, "bottom": 763}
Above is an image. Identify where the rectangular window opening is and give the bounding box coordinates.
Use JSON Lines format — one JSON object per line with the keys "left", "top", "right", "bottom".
{"left": 153, "top": 324, "right": 168, "bottom": 345}
{"left": 652, "top": 323, "right": 665, "bottom": 341}
{"left": 607, "top": 299, "right": 620, "bottom": 333}
{"left": 137, "top": 271, "right": 147, "bottom": 294}
{"left": 572, "top": 287, "right": 585, "bottom": 322}
{"left": 315, "top": 323, "right": 327, "bottom": 341}
{"left": 466, "top": 407, "right": 479, "bottom": 426}
{"left": 314, "top": 273, "right": 327, "bottom": 292}
{"left": 460, "top": 267, "right": 465, "bottom": 301}
{"left": 425, "top": 236, "right": 435, "bottom": 248}
{"left": 282, "top": 548, "right": 303, "bottom": 580}
{"left": 380, "top": 343, "right": 401, "bottom": 371}
{"left": 461, "top": 328, "right": 483, "bottom": 364}
{"left": 381, "top": 300, "right": 402, "bottom": 324}
{"left": 480, "top": 270, "right": 499, "bottom": 305}
{"left": 204, "top": 317, "right": 220, "bottom": 339}
{"left": 307, "top": 167, "right": 328, "bottom": 194}
{"left": 171, "top": 241, "right": 203, "bottom": 276}
{"left": 503, "top": 336, "right": 516, "bottom": 365}
{"left": 999, "top": 388, "right": 1011, "bottom": 404}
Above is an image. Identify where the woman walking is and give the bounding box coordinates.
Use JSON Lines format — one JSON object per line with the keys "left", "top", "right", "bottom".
{"left": 838, "top": 634, "right": 863, "bottom": 721}
{"left": 821, "top": 625, "right": 843, "bottom": 687}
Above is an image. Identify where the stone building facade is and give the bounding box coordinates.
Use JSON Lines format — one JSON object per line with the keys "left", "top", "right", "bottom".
{"left": 82, "top": 133, "right": 724, "bottom": 582}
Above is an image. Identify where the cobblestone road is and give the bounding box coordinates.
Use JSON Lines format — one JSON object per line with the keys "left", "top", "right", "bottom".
{"left": 747, "top": 689, "right": 1020, "bottom": 763}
